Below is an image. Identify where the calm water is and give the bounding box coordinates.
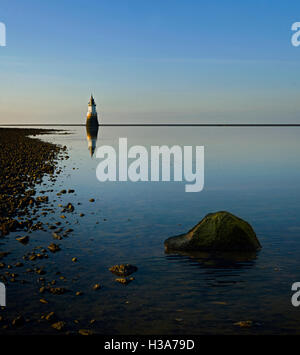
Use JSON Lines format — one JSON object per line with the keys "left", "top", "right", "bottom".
{"left": 1, "top": 125, "right": 300, "bottom": 334}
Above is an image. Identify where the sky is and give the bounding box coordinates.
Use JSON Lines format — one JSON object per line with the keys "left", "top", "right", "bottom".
{"left": 0, "top": 0, "right": 300, "bottom": 124}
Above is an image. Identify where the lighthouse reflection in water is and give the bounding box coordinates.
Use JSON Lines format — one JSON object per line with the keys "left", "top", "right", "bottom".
{"left": 86, "top": 125, "right": 99, "bottom": 157}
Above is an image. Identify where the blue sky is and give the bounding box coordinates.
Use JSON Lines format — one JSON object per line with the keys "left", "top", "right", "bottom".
{"left": 0, "top": 0, "right": 300, "bottom": 123}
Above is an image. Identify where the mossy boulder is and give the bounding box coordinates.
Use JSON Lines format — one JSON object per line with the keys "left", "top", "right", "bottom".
{"left": 164, "top": 211, "right": 261, "bottom": 252}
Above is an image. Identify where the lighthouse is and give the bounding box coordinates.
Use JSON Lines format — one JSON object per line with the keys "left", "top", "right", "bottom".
{"left": 86, "top": 94, "right": 99, "bottom": 127}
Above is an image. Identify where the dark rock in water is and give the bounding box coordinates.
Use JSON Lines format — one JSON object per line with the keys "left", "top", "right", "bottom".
{"left": 66, "top": 203, "right": 74, "bottom": 212}
{"left": 16, "top": 235, "right": 30, "bottom": 244}
{"left": 115, "top": 277, "right": 135, "bottom": 285}
{"left": 109, "top": 264, "right": 138, "bottom": 276}
{"left": 51, "top": 321, "right": 65, "bottom": 331}
{"left": 44, "top": 312, "right": 57, "bottom": 322}
{"left": 78, "top": 329, "right": 93, "bottom": 336}
{"left": 0, "top": 252, "right": 10, "bottom": 259}
{"left": 47, "top": 243, "right": 61, "bottom": 253}
{"left": 0, "top": 219, "right": 20, "bottom": 236}
{"left": 234, "top": 320, "right": 253, "bottom": 328}
{"left": 12, "top": 315, "right": 25, "bottom": 327}
{"left": 36, "top": 196, "right": 48, "bottom": 204}
{"left": 164, "top": 211, "right": 261, "bottom": 252}
{"left": 52, "top": 232, "right": 62, "bottom": 240}
{"left": 48, "top": 287, "right": 67, "bottom": 295}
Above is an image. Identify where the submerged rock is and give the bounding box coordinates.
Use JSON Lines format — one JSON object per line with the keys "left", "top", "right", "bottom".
{"left": 164, "top": 211, "right": 261, "bottom": 252}
{"left": 115, "top": 277, "right": 135, "bottom": 285}
{"left": 234, "top": 320, "right": 253, "bottom": 328}
{"left": 79, "top": 329, "right": 93, "bottom": 336}
{"left": 51, "top": 321, "right": 65, "bottom": 331}
{"left": 92, "top": 283, "right": 101, "bottom": 291}
{"left": 44, "top": 312, "right": 57, "bottom": 322}
{"left": 47, "top": 243, "right": 61, "bottom": 253}
{"left": 16, "top": 236, "right": 29, "bottom": 244}
{"left": 11, "top": 315, "right": 25, "bottom": 327}
{"left": 52, "top": 232, "right": 62, "bottom": 240}
{"left": 109, "top": 264, "right": 138, "bottom": 277}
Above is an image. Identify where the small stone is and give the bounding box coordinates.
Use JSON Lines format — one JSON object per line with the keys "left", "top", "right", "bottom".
{"left": 89, "top": 199, "right": 95, "bottom": 202}
{"left": 93, "top": 284, "right": 101, "bottom": 290}
{"left": 15, "top": 262, "right": 23, "bottom": 267}
{"left": 234, "top": 320, "right": 253, "bottom": 328}
{"left": 52, "top": 232, "right": 62, "bottom": 240}
{"left": 51, "top": 321, "right": 65, "bottom": 331}
{"left": 115, "top": 277, "right": 134, "bottom": 285}
{"left": 72, "top": 257, "right": 77, "bottom": 262}
{"left": 109, "top": 264, "right": 138, "bottom": 277}
{"left": 16, "top": 236, "right": 29, "bottom": 244}
{"left": 48, "top": 243, "right": 60, "bottom": 253}
{"left": 49, "top": 287, "right": 67, "bottom": 295}
{"left": 45, "top": 312, "right": 57, "bottom": 322}
{"left": 35, "top": 268, "right": 46, "bottom": 275}
{"left": 78, "top": 329, "right": 93, "bottom": 335}
{"left": 40, "top": 298, "right": 48, "bottom": 304}
{"left": 66, "top": 203, "right": 74, "bottom": 212}
{"left": 12, "top": 315, "right": 25, "bottom": 327}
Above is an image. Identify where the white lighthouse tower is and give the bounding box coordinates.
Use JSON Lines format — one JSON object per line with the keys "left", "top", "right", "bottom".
{"left": 86, "top": 94, "right": 99, "bottom": 127}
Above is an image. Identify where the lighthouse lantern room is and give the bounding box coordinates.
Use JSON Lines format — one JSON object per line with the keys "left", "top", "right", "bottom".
{"left": 86, "top": 94, "right": 99, "bottom": 127}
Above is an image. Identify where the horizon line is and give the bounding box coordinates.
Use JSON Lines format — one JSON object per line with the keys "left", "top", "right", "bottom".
{"left": 1, "top": 123, "right": 300, "bottom": 127}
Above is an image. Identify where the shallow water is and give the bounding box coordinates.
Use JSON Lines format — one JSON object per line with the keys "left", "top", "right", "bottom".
{"left": 1, "top": 125, "right": 300, "bottom": 334}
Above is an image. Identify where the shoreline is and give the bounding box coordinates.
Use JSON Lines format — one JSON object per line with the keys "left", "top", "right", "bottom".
{"left": 0, "top": 128, "right": 66, "bottom": 237}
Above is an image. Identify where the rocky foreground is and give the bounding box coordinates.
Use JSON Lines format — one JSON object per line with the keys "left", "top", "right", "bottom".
{"left": 0, "top": 129, "right": 138, "bottom": 334}
{"left": 0, "top": 128, "right": 66, "bottom": 236}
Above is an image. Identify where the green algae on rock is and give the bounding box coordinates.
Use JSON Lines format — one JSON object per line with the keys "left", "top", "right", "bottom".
{"left": 164, "top": 211, "right": 261, "bottom": 252}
